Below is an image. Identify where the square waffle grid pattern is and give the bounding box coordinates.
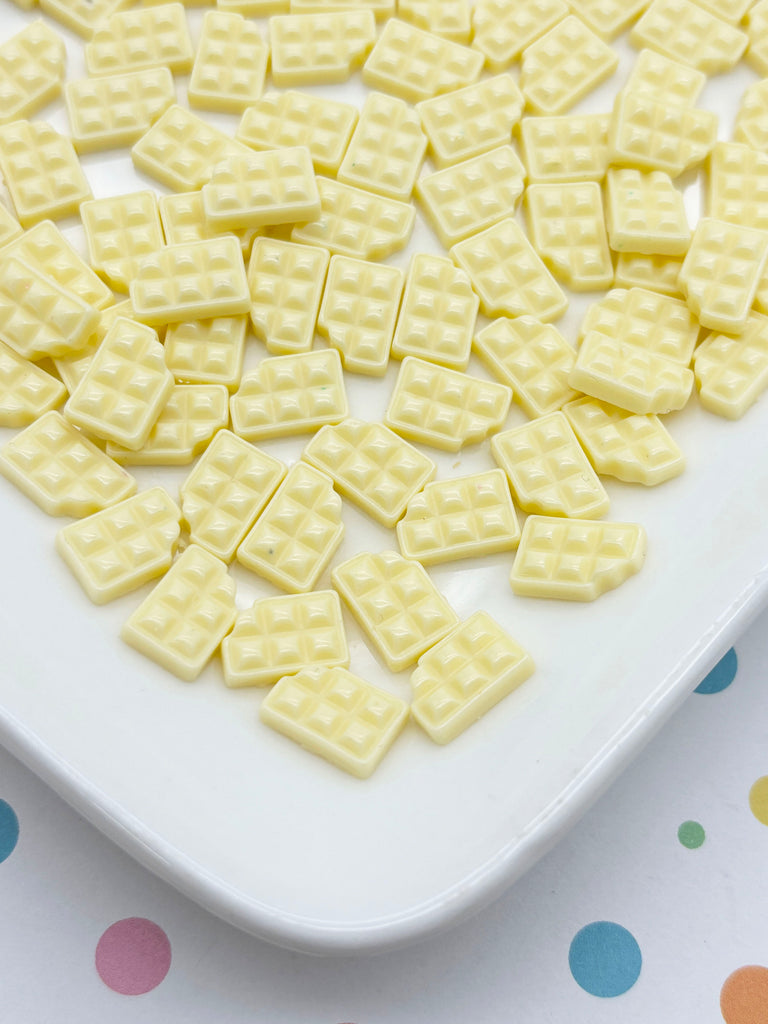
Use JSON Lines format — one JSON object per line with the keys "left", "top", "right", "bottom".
{"left": 471, "top": 0, "right": 568, "bottom": 71}
{"left": 614, "top": 252, "right": 685, "bottom": 297}
{"left": 0, "top": 20, "right": 66, "bottom": 126}
{"left": 630, "top": 0, "right": 747, "bottom": 74}
{"left": 65, "top": 68, "right": 175, "bottom": 154}
{"left": 579, "top": 287, "right": 699, "bottom": 364}
{"left": 397, "top": 0, "right": 471, "bottom": 42}
{"left": 80, "top": 191, "right": 165, "bottom": 294}
{"left": 734, "top": 80, "right": 768, "bottom": 154}
{"left": 605, "top": 168, "right": 690, "bottom": 255}
{"left": 164, "top": 316, "right": 247, "bottom": 390}
{"left": 708, "top": 142, "right": 768, "bottom": 234}
{"left": 158, "top": 191, "right": 257, "bottom": 258}
{"left": 694, "top": 313, "right": 768, "bottom": 420}
{"left": 85, "top": 3, "right": 195, "bottom": 75}
{"left": 188, "top": 10, "right": 268, "bottom": 113}
{"left": 269, "top": 11, "right": 375, "bottom": 86}
{"left": 0, "top": 341, "right": 66, "bottom": 427}
{"left": 607, "top": 91, "right": 718, "bottom": 178}
{"left": 624, "top": 46, "right": 705, "bottom": 106}
{"left": 567, "top": 0, "right": 650, "bottom": 39}
{"left": 39, "top": 0, "right": 131, "bottom": 40}
{"left": 747, "top": 0, "right": 768, "bottom": 76}
{"left": 519, "top": 113, "right": 610, "bottom": 185}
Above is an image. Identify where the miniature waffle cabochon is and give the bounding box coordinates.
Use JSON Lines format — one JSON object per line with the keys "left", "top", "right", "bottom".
{"left": 55, "top": 487, "right": 180, "bottom": 604}
{"left": 0, "top": 410, "right": 136, "bottom": 517}
{"left": 236, "top": 461, "right": 344, "bottom": 593}
{"left": 694, "top": 314, "right": 768, "bottom": 420}
{"left": 630, "top": 0, "right": 747, "bottom": 74}
{"left": 230, "top": 349, "right": 347, "bottom": 442}
{"left": 121, "top": 544, "right": 237, "bottom": 682}
{"left": 39, "top": 0, "right": 131, "bottom": 40}
{"left": 260, "top": 665, "right": 409, "bottom": 779}
{"left": 563, "top": 396, "right": 685, "bottom": 486}
{"left": 317, "top": 255, "right": 404, "bottom": 376}
{"left": 0, "top": 341, "right": 66, "bottom": 427}
{"left": 518, "top": 112, "right": 610, "bottom": 186}
{"left": 608, "top": 91, "right": 718, "bottom": 178}
{"left": 181, "top": 428, "right": 286, "bottom": 562}
{"left": 690, "top": 0, "right": 751, "bottom": 21}
{"left": 302, "top": 418, "right": 436, "bottom": 528}
{"left": 708, "top": 142, "right": 768, "bottom": 234}
{"left": 221, "top": 590, "right": 349, "bottom": 688}
{"left": 410, "top": 611, "right": 535, "bottom": 745}
{"left": 747, "top": 0, "right": 768, "bottom": 77}
{"left": 624, "top": 47, "right": 705, "bottom": 107}
{"left": 269, "top": 10, "right": 375, "bottom": 86}
{"left": 85, "top": 3, "right": 195, "bottom": 75}
{"left": 164, "top": 316, "right": 247, "bottom": 390}
{"left": 578, "top": 287, "right": 699, "bottom": 366}
{"left": 396, "top": 469, "right": 520, "bottom": 566}
{"left": 567, "top": 0, "right": 650, "bottom": 40}
{"left": 53, "top": 300, "right": 136, "bottom": 394}
{"left": 158, "top": 191, "right": 258, "bottom": 259}
{"left": 605, "top": 168, "right": 690, "bottom": 256}
{"left": 510, "top": 514, "right": 647, "bottom": 601}
{"left": 734, "top": 80, "right": 768, "bottom": 155}
{"left": 614, "top": 252, "right": 685, "bottom": 297}
{"left": 472, "top": 0, "right": 568, "bottom": 72}
{"left": 0, "top": 19, "right": 66, "bottom": 126}
{"left": 384, "top": 357, "right": 512, "bottom": 453}
{"left": 188, "top": 10, "right": 268, "bottom": 114}
{"left": 65, "top": 68, "right": 175, "bottom": 154}
{"left": 81, "top": 191, "right": 164, "bottom": 294}
{"left": 331, "top": 549, "right": 458, "bottom": 672}
{"left": 491, "top": 412, "right": 610, "bottom": 519}
{"left": 397, "top": 0, "right": 471, "bottom": 43}
{"left": 0, "top": 204, "right": 21, "bottom": 247}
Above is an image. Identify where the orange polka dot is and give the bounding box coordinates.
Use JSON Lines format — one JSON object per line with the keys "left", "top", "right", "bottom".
{"left": 720, "top": 966, "right": 768, "bottom": 1024}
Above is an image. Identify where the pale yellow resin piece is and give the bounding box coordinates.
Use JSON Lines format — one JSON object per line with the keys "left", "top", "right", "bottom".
{"left": 260, "top": 666, "right": 408, "bottom": 779}
{"left": 385, "top": 357, "right": 512, "bottom": 453}
{"left": 86, "top": 4, "right": 194, "bottom": 76}
{"left": 270, "top": 11, "right": 375, "bottom": 86}
{"left": 397, "top": 469, "right": 520, "bottom": 566}
{"left": 0, "top": 341, "right": 66, "bottom": 427}
{"left": 398, "top": 0, "right": 471, "bottom": 42}
{"left": 450, "top": 218, "right": 568, "bottom": 322}
{"left": 472, "top": 0, "right": 568, "bottom": 72}
{"left": 411, "top": 612, "right": 534, "bottom": 744}
{"left": 474, "top": 317, "right": 579, "bottom": 419}
{"left": 608, "top": 91, "right": 717, "bottom": 178}
{"left": 291, "top": 177, "right": 415, "bottom": 261}
{"left": 302, "top": 418, "right": 436, "bottom": 528}
{"left": 122, "top": 544, "right": 237, "bottom": 682}
{"left": 188, "top": 11, "right": 268, "bottom": 114}
{"left": 417, "top": 75, "right": 524, "bottom": 170}
{"left": 630, "top": 0, "right": 747, "bottom": 74}
{"left": 222, "top": 590, "right": 349, "bottom": 688}
{"left": 332, "top": 549, "right": 458, "bottom": 672}
{"left": 203, "top": 149, "right": 319, "bottom": 232}
{"left": 247, "top": 238, "right": 329, "bottom": 356}
{"left": 567, "top": 0, "right": 649, "bottom": 39}
{"left": 158, "top": 192, "right": 257, "bottom": 259}
{"left": 0, "top": 411, "right": 136, "bottom": 517}
{"left": 518, "top": 113, "right": 609, "bottom": 185}
{"left": 237, "top": 461, "right": 344, "bottom": 593}
{"left": 236, "top": 91, "right": 358, "bottom": 176}
{"left": 291, "top": 0, "right": 394, "bottom": 15}
{"left": 218, "top": 0, "right": 287, "bottom": 11}
{"left": 0, "top": 20, "right": 66, "bottom": 127}
{"left": 690, "top": 0, "right": 751, "bottom": 20}
{"left": 391, "top": 254, "right": 478, "bottom": 371}
{"left": 708, "top": 143, "right": 768, "bottom": 234}
{"left": 81, "top": 192, "right": 164, "bottom": 294}
{"left": 362, "top": 18, "right": 483, "bottom": 104}
{"left": 694, "top": 314, "right": 768, "bottom": 420}
{"left": 511, "top": 515, "right": 647, "bottom": 601}
{"left": 734, "top": 80, "right": 768, "bottom": 154}
{"left": 338, "top": 92, "right": 427, "bottom": 202}
{"left": 181, "top": 428, "right": 286, "bottom": 561}
{"left": 415, "top": 146, "right": 526, "bottom": 249}
{"left": 624, "top": 48, "right": 705, "bottom": 107}
{"left": 0, "top": 205, "right": 21, "bottom": 248}
{"left": 579, "top": 288, "right": 699, "bottom": 366}
{"left": 614, "top": 253, "right": 685, "bottom": 297}
{"left": 165, "top": 317, "right": 246, "bottom": 390}
{"left": 56, "top": 488, "right": 180, "bottom": 604}
{"left": 53, "top": 301, "right": 135, "bottom": 393}
{"left": 40, "top": 0, "right": 131, "bottom": 39}
{"left": 747, "top": 0, "right": 768, "bottom": 78}
{"left": 605, "top": 168, "right": 690, "bottom": 256}
{"left": 678, "top": 219, "right": 768, "bottom": 335}
{"left": 130, "top": 237, "right": 251, "bottom": 327}
{"left": 66, "top": 68, "right": 174, "bottom": 154}
{"left": 563, "top": 396, "right": 685, "bottom": 486}
{"left": 317, "top": 256, "right": 404, "bottom": 376}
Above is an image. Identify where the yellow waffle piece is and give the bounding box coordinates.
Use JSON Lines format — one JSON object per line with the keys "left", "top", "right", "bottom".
{"left": 237, "top": 461, "right": 344, "bottom": 593}
{"left": 86, "top": 3, "right": 195, "bottom": 75}
{"left": 569, "top": 330, "right": 694, "bottom": 414}
{"left": 708, "top": 142, "right": 768, "bottom": 234}
{"left": 158, "top": 191, "right": 257, "bottom": 259}
{"left": 450, "top": 218, "right": 568, "bottom": 322}
{"left": 691, "top": 0, "right": 751, "bottom": 20}
{"left": 302, "top": 418, "right": 436, "bottom": 528}
{"left": 121, "top": 544, "right": 236, "bottom": 682}
{"left": 317, "top": 255, "right": 404, "bottom": 376}
{"left": 106, "top": 384, "right": 229, "bottom": 466}
{"left": 202, "top": 148, "right": 320, "bottom": 231}
{"left": 384, "top": 357, "right": 511, "bottom": 452}
{"left": 614, "top": 252, "right": 685, "bottom": 297}
{"left": 236, "top": 91, "right": 358, "bottom": 176}
{"left": 181, "top": 428, "right": 286, "bottom": 561}
{"left": 678, "top": 218, "right": 768, "bottom": 334}
{"left": 65, "top": 68, "right": 175, "bottom": 154}
{"left": 0, "top": 341, "right": 66, "bottom": 427}
{"left": 64, "top": 318, "right": 173, "bottom": 451}
{"left": 567, "top": 0, "right": 649, "bottom": 39}
{"left": 608, "top": 91, "right": 717, "bottom": 178}
{"left": 291, "top": 0, "right": 394, "bottom": 15}
{"left": 247, "top": 238, "right": 329, "bottom": 356}
{"left": 398, "top": 0, "right": 471, "bottom": 42}
{"left": 39, "top": 0, "right": 131, "bottom": 39}
{"left": 694, "top": 314, "right": 768, "bottom": 420}
{"left": 0, "top": 120, "right": 92, "bottom": 227}
{"left": 510, "top": 514, "right": 646, "bottom": 601}
{"left": 520, "top": 16, "right": 618, "bottom": 117}
{"left": 564, "top": 396, "right": 685, "bottom": 485}
{"left": 605, "top": 168, "right": 690, "bottom": 256}
{"left": 415, "top": 145, "right": 526, "bottom": 249}
{"left": 624, "top": 47, "right": 705, "bottom": 107}
{"left": 332, "top": 549, "right": 457, "bottom": 672}
{"left": 230, "top": 349, "right": 347, "bottom": 441}
{"left": 747, "top": 0, "right": 768, "bottom": 77}
{"left": 579, "top": 288, "right": 698, "bottom": 365}
{"left": 188, "top": 11, "right": 268, "bottom": 114}
{"left": 0, "top": 205, "right": 21, "bottom": 248}
{"left": 734, "top": 80, "right": 768, "bottom": 154}
{"left": 362, "top": 18, "right": 483, "bottom": 104}
{"left": 52, "top": 302, "right": 129, "bottom": 393}
{"left": 417, "top": 75, "right": 524, "bottom": 170}
{"left": 130, "top": 237, "right": 251, "bottom": 327}
{"left": 0, "top": 20, "right": 66, "bottom": 127}
{"left": 524, "top": 182, "right": 613, "bottom": 292}
{"left": 219, "top": 0, "right": 288, "bottom": 11}
{"left": 391, "top": 253, "right": 478, "bottom": 371}
{"left": 164, "top": 316, "right": 247, "bottom": 390}
{"left": 81, "top": 191, "right": 164, "bottom": 294}
{"left": 473, "top": 317, "right": 579, "bottom": 418}
{"left": 270, "top": 11, "right": 375, "bottom": 86}
{"left": 338, "top": 92, "right": 427, "bottom": 202}
{"left": 291, "top": 177, "right": 415, "bottom": 260}
{"left": 472, "top": 0, "right": 568, "bottom": 72}
{"left": 630, "top": 0, "right": 746, "bottom": 73}
{"left": 519, "top": 113, "right": 609, "bottom": 185}
{"left": 222, "top": 590, "right": 348, "bottom": 688}
{"left": 397, "top": 469, "right": 520, "bottom": 566}
{"left": 260, "top": 665, "right": 408, "bottom": 778}
{"left": 492, "top": 412, "right": 609, "bottom": 519}
{"left": 0, "top": 411, "right": 136, "bottom": 517}
{"left": 56, "top": 488, "right": 180, "bottom": 604}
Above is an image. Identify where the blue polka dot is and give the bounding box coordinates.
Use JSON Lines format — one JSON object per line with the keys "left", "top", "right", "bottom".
{"left": 0, "top": 800, "right": 19, "bottom": 863}
{"left": 569, "top": 921, "right": 642, "bottom": 998}
{"left": 695, "top": 648, "right": 738, "bottom": 694}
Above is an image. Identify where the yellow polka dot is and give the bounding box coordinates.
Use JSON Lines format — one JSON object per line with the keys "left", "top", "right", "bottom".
{"left": 749, "top": 776, "right": 768, "bottom": 826}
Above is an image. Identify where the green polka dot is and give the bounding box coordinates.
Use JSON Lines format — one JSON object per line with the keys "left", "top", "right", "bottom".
{"left": 678, "top": 820, "right": 705, "bottom": 849}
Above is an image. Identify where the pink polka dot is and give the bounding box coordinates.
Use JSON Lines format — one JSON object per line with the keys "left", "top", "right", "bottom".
{"left": 95, "top": 917, "right": 171, "bottom": 995}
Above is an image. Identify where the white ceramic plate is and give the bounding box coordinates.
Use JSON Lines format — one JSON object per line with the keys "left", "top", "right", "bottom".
{"left": 0, "top": 4, "right": 765, "bottom": 955}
